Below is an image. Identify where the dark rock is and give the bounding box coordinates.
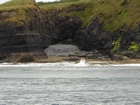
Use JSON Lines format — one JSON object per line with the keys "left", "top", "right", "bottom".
{"left": 0, "top": 7, "right": 45, "bottom": 55}
{"left": 39, "top": 13, "right": 82, "bottom": 48}
{"left": 0, "top": 32, "right": 44, "bottom": 53}
{"left": 136, "top": 53, "right": 140, "bottom": 59}
{"left": 0, "top": 4, "right": 139, "bottom": 61}
{"left": 114, "top": 24, "right": 140, "bottom": 53}
{"left": 78, "top": 51, "right": 89, "bottom": 57}
{"left": 112, "top": 54, "right": 130, "bottom": 60}
{"left": 112, "top": 54, "right": 124, "bottom": 60}
{"left": 120, "top": 51, "right": 134, "bottom": 57}
{"left": 18, "top": 55, "right": 35, "bottom": 62}
{"left": 122, "top": 56, "right": 130, "bottom": 60}
{"left": 63, "top": 57, "right": 80, "bottom": 61}
{"left": 97, "top": 56, "right": 110, "bottom": 60}
{"left": 0, "top": 53, "right": 7, "bottom": 60}
{"left": 74, "top": 17, "right": 113, "bottom": 55}
{"left": 6, "top": 53, "right": 48, "bottom": 63}
{"left": 59, "top": 39, "right": 73, "bottom": 44}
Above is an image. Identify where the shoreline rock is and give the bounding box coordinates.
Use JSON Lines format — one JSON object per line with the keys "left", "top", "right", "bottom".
{"left": 2, "top": 53, "right": 47, "bottom": 63}
{"left": 0, "top": 44, "right": 139, "bottom": 64}
{"left": 0, "top": 1, "right": 139, "bottom": 62}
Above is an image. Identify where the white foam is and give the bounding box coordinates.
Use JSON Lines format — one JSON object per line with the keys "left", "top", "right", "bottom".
{"left": 75, "top": 59, "right": 89, "bottom": 67}
{"left": 113, "top": 64, "right": 140, "bottom": 66}
{"left": 0, "top": 60, "right": 140, "bottom": 67}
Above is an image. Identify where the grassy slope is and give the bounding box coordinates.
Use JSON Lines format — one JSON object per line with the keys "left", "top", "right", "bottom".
{"left": 38, "top": 0, "right": 140, "bottom": 32}
{"left": 0, "top": 0, "right": 35, "bottom": 8}
{"left": 0, "top": 0, "right": 36, "bottom": 26}
{"left": 1, "top": 0, "right": 139, "bottom": 31}
{"left": 37, "top": 0, "right": 82, "bottom": 10}
{"left": 67, "top": 0, "right": 140, "bottom": 32}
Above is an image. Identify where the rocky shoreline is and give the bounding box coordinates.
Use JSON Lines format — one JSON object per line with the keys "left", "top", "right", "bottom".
{"left": 40, "top": 56, "right": 140, "bottom": 64}
{"left": 0, "top": 0, "right": 139, "bottom": 63}
{"left": 0, "top": 44, "right": 139, "bottom": 64}
{"left": 1, "top": 55, "right": 140, "bottom": 64}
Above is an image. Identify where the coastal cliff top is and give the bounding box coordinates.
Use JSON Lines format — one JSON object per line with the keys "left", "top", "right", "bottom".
{"left": 0, "top": 0, "right": 139, "bottom": 32}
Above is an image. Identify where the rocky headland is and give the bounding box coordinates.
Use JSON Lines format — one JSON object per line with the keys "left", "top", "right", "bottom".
{"left": 0, "top": 0, "right": 139, "bottom": 63}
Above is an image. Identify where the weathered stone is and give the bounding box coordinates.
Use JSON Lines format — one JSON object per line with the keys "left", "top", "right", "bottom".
{"left": 45, "top": 44, "right": 80, "bottom": 56}
{"left": 5, "top": 53, "right": 47, "bottom": 63}
{"left": 74, "top": 18, "right": 113, "bottom": 55}
{"left": 112, "top": 54, "right": 124, "bottom": 60}
{"left": 0, "top": 3, "right": 139, "bottom": 62}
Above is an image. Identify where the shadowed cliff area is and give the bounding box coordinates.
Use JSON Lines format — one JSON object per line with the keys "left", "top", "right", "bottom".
{"left": 0, "top": 0, "right": 139, "bottom": 62}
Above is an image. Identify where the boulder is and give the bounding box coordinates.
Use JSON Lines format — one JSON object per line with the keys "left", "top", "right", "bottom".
{"left": 45, "top": 44, "right": 80, "bottom": 56}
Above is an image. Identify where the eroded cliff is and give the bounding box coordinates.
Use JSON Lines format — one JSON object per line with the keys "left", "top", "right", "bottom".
{"left": 0, "top": 0, "right": 139, "bottom": 62}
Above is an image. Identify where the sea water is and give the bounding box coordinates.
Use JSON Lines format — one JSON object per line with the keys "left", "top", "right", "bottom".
{"left": 0, "top": 60, "right": 140, "bottom": 105}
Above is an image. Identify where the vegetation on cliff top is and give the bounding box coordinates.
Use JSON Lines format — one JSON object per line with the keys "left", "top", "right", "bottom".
{"left": 0, "top": 0, "right": 35, "bottom": 8}
{"left": 0, "top": 0, "right": 139, "bottom": 32}
{"left": 0, "top": 0, "right": 36, "bottom": 26}
{"left": 38, "top": 0, "right": 140, "bottom": 32}
{"left": 37, "top": 0, "right": 82, "bottom": 9}
{"left": 37, "top": 0, "right": 140, "bottom": 53}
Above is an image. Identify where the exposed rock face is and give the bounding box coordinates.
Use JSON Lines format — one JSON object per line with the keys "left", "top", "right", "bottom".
{"left": 74, "top": 18, "right": 113, "bottom": 55}
{"left": 45, "top": 44, "right": 80, "bottom": 56}
{"left": 6, "top": 53, "right": 48, "bottom": 63}
{"left": 0, "top": 32, "right": 44, "bottom": 53}
{"left": 39, "top": 12, "right": 82, "bottom": 48}
{"left": 0, "top": 3, "right": 139, "bottom": 62}
{"left": 119, "top": 25, "right": 140, "bottom": 52}
{"left": 0, "top": 7, "right": 45, "bottom": 54}
{"left": 110, "top": 24, "right": 140, "bottom": 58}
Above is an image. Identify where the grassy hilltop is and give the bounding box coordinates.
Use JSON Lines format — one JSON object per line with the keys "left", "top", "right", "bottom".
{"left": 38, "top": 0, "right": 140, "bottom": 32}
{"left": 0, "top": 0, "right": 35, "bottom": 8}
{"left": 0, "top": 0, "right": 140, "bottom": 32}
{"left": 0, "top": 0, "right": 37, "bottom": 26}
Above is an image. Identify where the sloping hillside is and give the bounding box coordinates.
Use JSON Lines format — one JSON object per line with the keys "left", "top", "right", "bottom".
{"left": 38, "top": 0, "right": 140, "bottom": 32}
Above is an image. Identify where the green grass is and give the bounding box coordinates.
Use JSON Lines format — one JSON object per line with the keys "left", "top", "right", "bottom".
{"left": 0, "top": 0, "right": 36, "bottom": 26}
{"left": 128, "top": 42, "right": 140, "bottom": 52}
{"left": 0, "top": 0, "right": 140, "bottom": 32}
{"left": 0, "top": 0, "right": 35, "bottom": 7}
{"left": 66, "top": 0, "right": 140, "bottom": 32}
{"left": 0, "top": 0, "right": 36, "bottom": 12}
{"left": 37, "top": 0, "right": 79, "bottom": 5}
{"left": 38, "top": 0, "right": 84, "bottom": 10}
{"left": 111, "top": 35, "right": 122, "bottom": 53}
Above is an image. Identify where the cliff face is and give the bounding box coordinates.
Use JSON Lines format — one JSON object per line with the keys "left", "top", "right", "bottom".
{"left": 39, "top": 9, "right": 82, "bottom": 48}
{"left": 74, "top": 18, "right": 113, "bottom": 53}
{"left": 0, "top": 6, "right": 44, "bottom": 53}
{"left": 0, "top": 0, "right": 140, "bottom": 61}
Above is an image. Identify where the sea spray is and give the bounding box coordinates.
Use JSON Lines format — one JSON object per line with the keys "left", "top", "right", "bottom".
{"left": 75, "top": 59, "right": 89, "bottom": 67}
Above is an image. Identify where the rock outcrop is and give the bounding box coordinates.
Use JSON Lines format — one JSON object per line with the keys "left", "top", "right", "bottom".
{"left": 74, "top": 18, "right": 113, "bottom": 55}
{"left": 0, "top": 0, "right": 139, "bottom": 62}
{"left": 39, "top": 11, "right": 82, "bottom": 48}
{"left": 0, "top": 7, "right": 44, "bottom": 53}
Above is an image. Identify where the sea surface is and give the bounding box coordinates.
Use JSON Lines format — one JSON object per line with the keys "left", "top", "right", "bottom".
{"left": 0, "top": 60, "right": 140, "bottom": 105}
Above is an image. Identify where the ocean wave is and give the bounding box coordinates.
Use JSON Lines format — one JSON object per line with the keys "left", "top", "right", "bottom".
{"left": 0, "top": 59, "right": 140, "bottom": 67}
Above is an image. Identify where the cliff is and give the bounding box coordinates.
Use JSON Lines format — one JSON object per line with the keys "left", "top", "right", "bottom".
{"left": 0, "top": 0, "right": 139, "bottom": 62}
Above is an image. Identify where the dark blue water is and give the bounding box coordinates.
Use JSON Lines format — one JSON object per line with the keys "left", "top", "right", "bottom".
{"left": 0, "top": 62, "right": 140, "bottom": 105}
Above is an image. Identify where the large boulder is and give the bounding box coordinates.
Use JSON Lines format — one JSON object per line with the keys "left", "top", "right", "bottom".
{"left": 45, "top": 44, "right": 80, "bottom": 56}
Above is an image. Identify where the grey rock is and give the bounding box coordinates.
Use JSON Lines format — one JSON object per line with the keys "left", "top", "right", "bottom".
{"left": 45, "top": 44, "right": 80, "bottom": 56}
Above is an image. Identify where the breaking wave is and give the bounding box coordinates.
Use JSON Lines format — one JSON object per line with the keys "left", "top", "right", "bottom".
{"left": 0, "top": 59, "right": 88, "bottom": 67}
{"left": 0, "top": 59, "right": 140, "bottom": 67}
